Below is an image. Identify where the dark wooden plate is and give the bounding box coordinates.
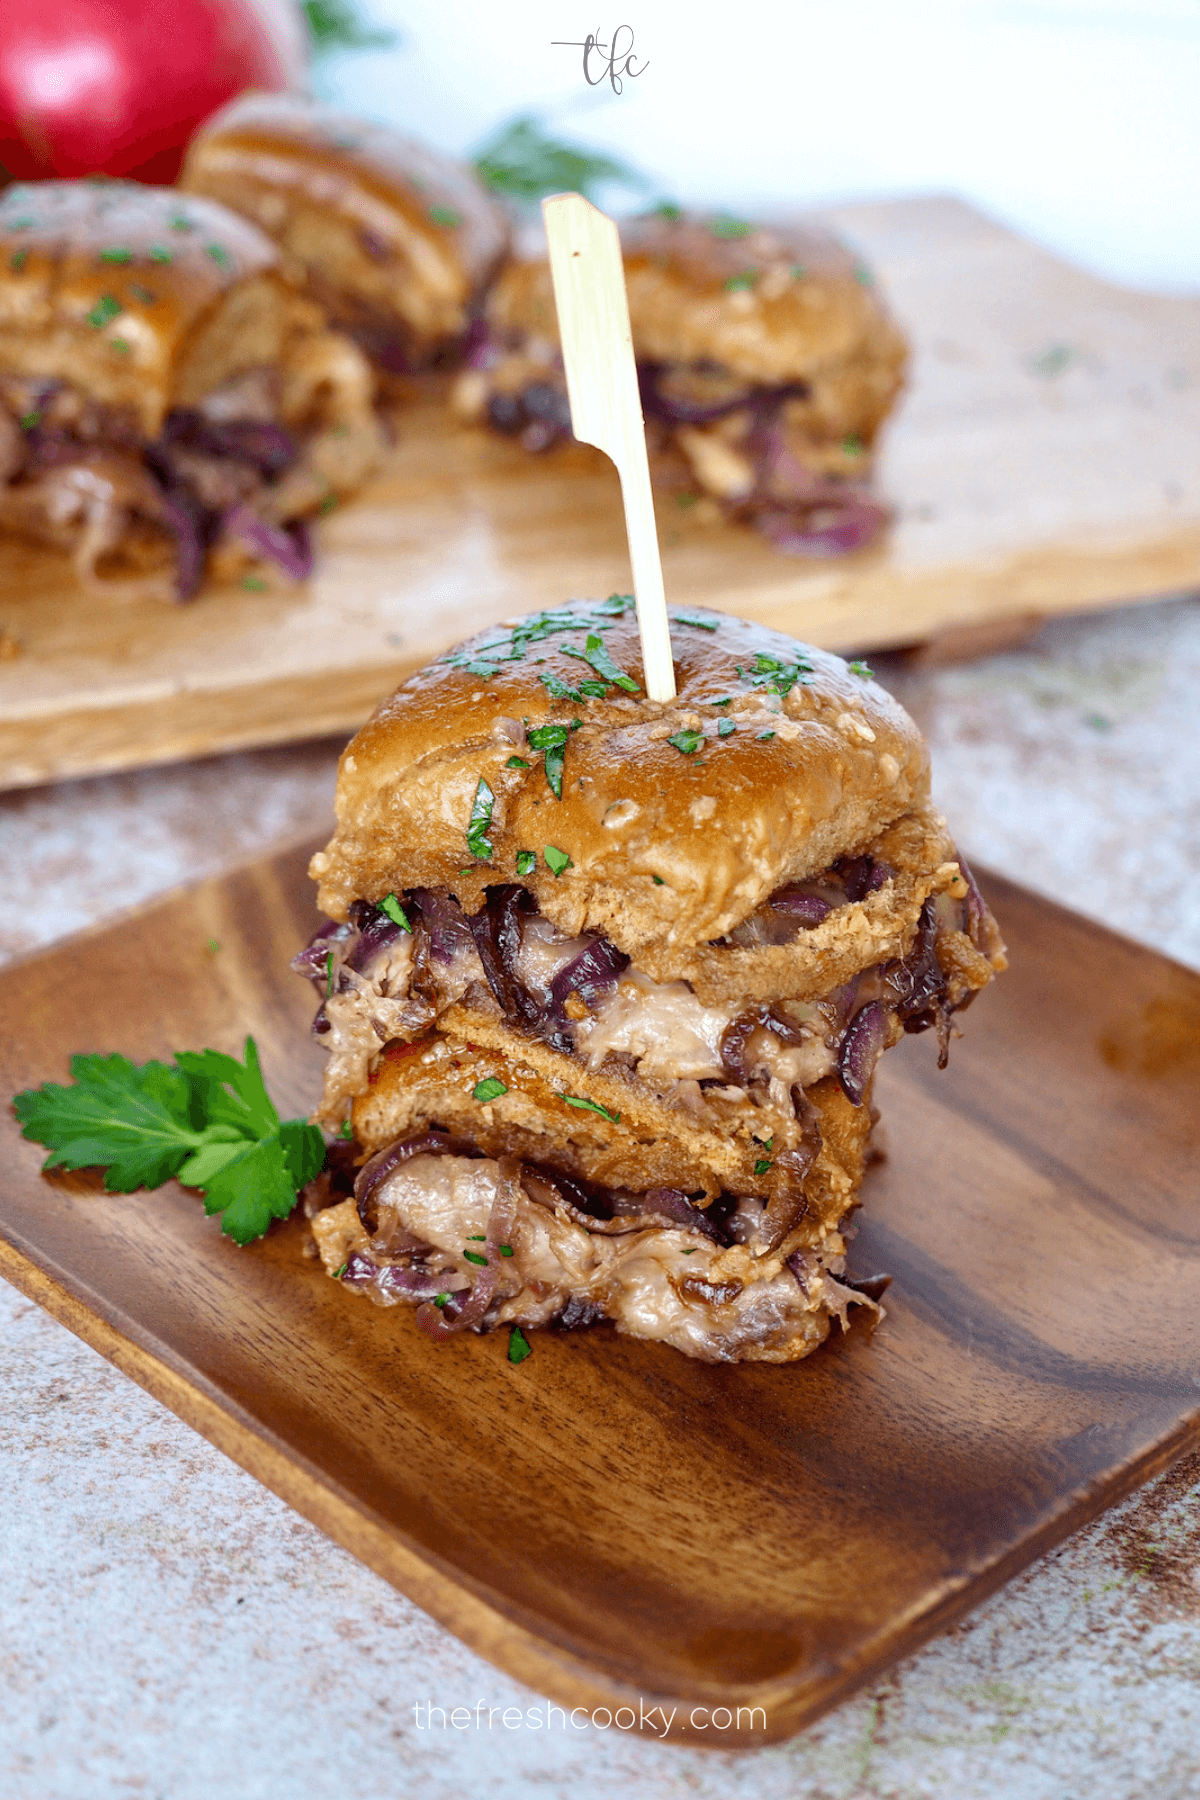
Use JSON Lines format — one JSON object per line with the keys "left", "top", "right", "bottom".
{"left": 1, "top": 842, "right": 1197, "bottom": 1746}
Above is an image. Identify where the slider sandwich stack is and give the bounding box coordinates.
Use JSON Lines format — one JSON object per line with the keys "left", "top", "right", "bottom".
{"left": 295, "top": 598, "right": 1005, "bottom": 1363}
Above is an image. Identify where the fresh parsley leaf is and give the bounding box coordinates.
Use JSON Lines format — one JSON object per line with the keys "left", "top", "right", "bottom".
{"left": 506, "top": 755, "right": 530, "bottom": 769}
{"left": 333, "top": 1262, "right": 349, "bottom": 1279}
{"left": 463, "top": 1249, "right": 488, "bottom": 1266}
{"left": 516, "top": 850, "right": 537, "bottom": 877}
{"left": 99, "top": 247, "right": 132, "bottom": 264}
{"left": 558, "top": 1093, "right": 620, "bottom": 1123}
{"left": 473, "top": 116, "right": 646, "bottom": 206}
{"left": 667, "top": 729, "right": 703, "bottom": 755}
{"left": 725, "top": 272, "right": 755, "bottom": 292}
{"left": 544, "top": 845, "right": 572, "bottom": 877}
{"left": 848, "top": 660, "right": 875, "bottom": 679}
{"left": 86, "top": 294, "right": 121, "bottom": 329}
{"left": 473, "top": 1077, "right": 508, "bottom": 1102}
{"left": 13, "top": 1038, "right": 326, "bottom": 1246}
{"left": 527, "top": 722, "right": 570, "bottom": 797}
{"left": 710, "top": 214, "right": 753, "bottom": 239}
{"left": 758, "top": 729, "right": 776, "bottom": 740}
{"left": 466, "top": 777, "right": 495, "bottom": 861}
{"left": 508, "top": 1324, "right": 532, "bottom": 1364}
{"left": 754, "top": 1159, "right": 773, "bottom": 1175}
{"left": 338, "top": 1118, "right": 355, "bottom": 1139}
{"left": 717, "top": 719, "right": 736, "bottom": 738}
{"left": 429, "top": 204, "right": 462, "bottom": 227}
{"left": 738, "top": 651, "right": 813, "bottom": 698}
{"left": 652, "top": 875, "right": 665, "bottom": 885}
{"left": 379, "top": 893, "right": 411, "bottom": 931}
{"left": 539, "top": 671, "right": 583, "bottom": 703}
{"left": 561, "top": 633, "right": 638, "bottom": 693}
{"left": 499, "top": 1244, "right": 514, "bottom": 1257}
{"left": 303, "top": 0, "right": 397, "bottom": 56}
{"left": 671, "top": 611, "right": 719, "bottom": 631}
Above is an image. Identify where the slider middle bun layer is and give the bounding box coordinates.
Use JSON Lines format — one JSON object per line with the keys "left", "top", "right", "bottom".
{"left": 312, "top": 601, "right": 929, "bottom": 958}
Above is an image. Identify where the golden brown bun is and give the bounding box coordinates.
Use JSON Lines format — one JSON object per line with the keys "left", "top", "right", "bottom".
{"left": 311, "top": 600, "right": 930, "bottom": 957}
{"left": 0, "top": 180, "right": 308, "bottom": 437}
{"left": 180, "top": 94, "right": 510, "bottom": 366}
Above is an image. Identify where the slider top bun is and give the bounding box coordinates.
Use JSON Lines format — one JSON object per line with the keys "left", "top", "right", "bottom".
{"left": 0, "top": 180, "right": 304, "bottom": 437}
{"left": 181, "top": 94, "right": 510, "bottom": 362}
{"left": 312, "top": 600, "right": 929, "bottom": 958}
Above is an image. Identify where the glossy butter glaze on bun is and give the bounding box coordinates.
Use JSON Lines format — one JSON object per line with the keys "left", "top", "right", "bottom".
{"left": 181, "top": 94, "right": 510, "bottom": 373}
{"left": 296, "top": 600, "right": 1005, "bottom": 1364}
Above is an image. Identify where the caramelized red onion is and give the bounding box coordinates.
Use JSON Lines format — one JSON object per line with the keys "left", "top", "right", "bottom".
{"left": 720, "top": 1004, "right": 808, "bottom": 1086}
{"left": 291, "top": 919, "right": 353, "bottom": 983}
{"left": 416, "top": 1155, "right": 522, "bottom": 1340}
{"left": 410, "top": 887, "right": 473, "bottom": 966}
{"left": 353, "top": 1129, "right": 472, "bottom": 1231}
{"left": 837, "top": 1000, "right": 887, "bottom": 1106}
{"left": 346, "top": 898, "right": 405, "bottom": 973}
{"left": 223, "top": 505, "right": 314, "bottom": 580}
{"left": 548, "top": 938, "right": 629, "bottom": 1015}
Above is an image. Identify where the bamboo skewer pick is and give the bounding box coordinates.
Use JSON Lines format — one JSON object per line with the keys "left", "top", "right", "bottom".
{"left": 542, "top": 192, "right": 677, "bottom": 702}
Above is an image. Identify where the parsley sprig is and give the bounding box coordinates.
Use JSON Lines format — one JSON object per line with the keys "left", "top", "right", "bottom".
{"left": 13, "top": 1038, "right": 325, "bottom": 1246}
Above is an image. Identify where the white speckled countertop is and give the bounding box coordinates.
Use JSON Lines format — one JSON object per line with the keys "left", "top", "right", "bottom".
{"left": 2, "top": 595, "right": 1198, "bottom": 1799}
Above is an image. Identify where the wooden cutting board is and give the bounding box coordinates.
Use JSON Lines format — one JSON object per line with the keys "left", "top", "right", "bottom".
{"left": 1, "top": 844, "right": 1197, "bottom": 1744}
{"left": 2, "top": 194, "right": 1199, "bottom": 791}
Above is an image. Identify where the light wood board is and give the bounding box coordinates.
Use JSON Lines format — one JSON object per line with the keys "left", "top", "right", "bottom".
{"left": 1, "top": 845, "right": 1198, "bottom": 1744}
{"left": 1, "top": 195, "right": 1198, "bottom": 790}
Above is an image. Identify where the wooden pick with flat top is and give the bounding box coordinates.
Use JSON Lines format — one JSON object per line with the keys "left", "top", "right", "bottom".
{"left": 542, "top": 191, "right": 676, "bottom": 702}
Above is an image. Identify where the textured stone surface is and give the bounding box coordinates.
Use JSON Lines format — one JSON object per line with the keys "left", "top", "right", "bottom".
{"left": 2, "top": 593, "right": 1198, "bottom": 1797}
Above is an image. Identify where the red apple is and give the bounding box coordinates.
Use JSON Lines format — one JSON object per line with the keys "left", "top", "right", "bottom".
{"left": 0, "top": 0, "right": 308, "bottom": 186}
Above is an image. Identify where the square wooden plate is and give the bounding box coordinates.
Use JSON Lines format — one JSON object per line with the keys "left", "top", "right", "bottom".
{"left": 3, "top": 195, "right": 1200, "bottom": 792}
{"left": 1, "top": 842, "right": 1197, "bottom": 1746}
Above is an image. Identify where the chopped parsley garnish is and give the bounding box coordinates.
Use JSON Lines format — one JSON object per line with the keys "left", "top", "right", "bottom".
{"left": 848, "top": 660, "right": 875, "bottom": 679}
{"left": 205, "top": 938, "right": 221, "bottom": 955}
{"left": 467, "top": 778, "right": 495, "bottom": 860}
{"left": 473, "top": 1077, "right": 508, "bottom": 1103}
{"left": 710, "top": 215, "right": 753, "bottom": 239}
{"left": 754, "top": 1159, "right": 773, "bottom": 1175}
{"left": 725, "top": 272, "right": 756, "bottom": 292}
{"left": 99, "top": 247, "right": 132, "bottom": 263}
{"left": 325, "top": 951, "right": 335, "bottom": 998}
{"left": 10, "top": 249, "right": 28, "bottom": 273}
{"left": 508, "top": 1325, "right": 532, "bottom": 1364}
{"left": 710, "top": 696, "right": 732, "bottom": 707}
{"left": 428, "top": 204, "right": 462, "bottom": 227}
{"left": 671, "top": 611, "right": 719, "bottom": 631}
{"left": 333, "top": 1262, "right": 349, "bottom": 1279}
{"left": 505, "top": 755, "right": 530, "bottom": 769}
{"left": 791, "top": 262, "right": 807, "bottom": 280}
{"left": 754, "top": 1134, "right": 774, "bottom": 1150}
{"left": 651, "top": 875, "right": 665, "bottom": 885}
{"left": 558, "top": 1093, "right": 620, "bottom": 1122}
{"left": 110, "top": 338, "right": 131, "bottom": 354}
{"left": 434, "top": 1293, "right": 450, "bottom": 1308}
{"left": 561, "top": 632, "right": 638, "bottom": 693}
{"left": 19, "top": 411, "right": 40, "bottom": 430}
{"left": 241, "top": 575, "right": 267, "bottom": 592}
{"left": 86, "top": 294, "right": 122, "bottom": 329}
{"left": 516, "top": 850, "right": 537, "bottom": 876}
{"left": 10, "top": 216, "right": 35, "bottom": 230}
{"left": 675, "top": 492, "right": 698, "bottom": 509}
{"left": 205, "top": 244, "right": 231, "bottom": 268}
{"left": 467, "top": 1234, "right": 485, "bottom": 1240}
{"left": 757, "top": 729, "right": 776, "bottom": 740}
{"left": 853, "top": 264, "right": 874, "bottom": 287}
{"left": 656, "top": 201, "right": 683, "bottom": 221}
{"left": 544, "top": 844, "right": 572, "bottom": 877}
{"left": 499, "top": 1244, "right": 514, "bottom": 1257}
{"left": 379, "top": 893, "right": 411, "bottom": 931}
{"left": 667, "top": 729, "right": 703, "bottom": 755}
{"left": 736, "top": 650, "right": 813, "bottom": 698}
{"left": 717, "top": 719, "right": 736, "bottom": 738}
{"left": 319, "top": 493, "right": 338, "bottom": 514}
{"left": 842, "top": 435, "right": 864, "bottom": 457}
{"left": 338, "top": 1119, "right": 355, "bottom": 1139}
{"left": 12, "top": 1037, "right": 326, "bottom": 1246}
{"left": 149, "top": 246, "right": 173, "bottom": 264}
{"left": 170, "top": 213, "right": 194, "bottom": 232}
{"left": 539, "top": 671, "right": 583, "bottom": 702}
{"left": 527, "top": 722, "right": 571, "bottom": 797}
{"left": 463, "top": 1249, "right": 488, "bottom": 1267}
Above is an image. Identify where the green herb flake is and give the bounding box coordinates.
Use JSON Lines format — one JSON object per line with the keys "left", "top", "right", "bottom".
{"left": 652, "top": 875, "right": 665, "bottom": 886}
{"left": 319, "top": 493, "right": 338, "bottom": 515}
{"left": 527, "top": 722, "right": 571, "bottom": 797}
{"left": 205, "top": 938, "right": 221, "bottom": 955}
{"left": 754, "top": 1159, "right": 773, "bottom": 1175}
{"left": 667, "top": 729, "right": 703, "bottom": 755}
{"left": 170, "top": 213, "right": 194, "bottom": 233}
{"left": 11, "top": 1035, "right": 325, "bottom": 1246}
{"left": 10, "top": 217, "right": 35, "bottom": 231}
{"left": 848, "top": 660, "right": 875, "bottom": 679}
{"left": 325, "top": 951, "right": 335, "bottom": 998}
{"left": 671, "top": 611, "right": 719, "bottom": 631}
{"left": 675, "top": 492, "right": 698, "bottom": 509}
{"left": 681, "top": 1247, "right": 698, "bottom": 1255}
{"left": 206, "top": 244, "right": 231, "bottom": 269}
{"left": 539, "top": 671, "right": 583, "bottom": 703}
{"left": 241, "top": 574, "right": 267, "bottom": 592}
{"left": 86, "top": 294, "right": 122, "bottom": 329}
{"left": 338, "top": 1119, "right": 355, "bottom": 1140}
{"left": 737, "top": 650, "right": 813, "bottom": 698}
{"left": 428, "top": 204, "right": 462, "bottom": 227}
{"left": 710, "top": 215, "right": 753, "bottom": 239}
{"left": 508, "top": 1324, "right": 532, "bottom": 1364}
{"left": 333, "top": 1262, "right": 349, "bottom": 1279}
{"left": 463, "top": 1249, "right": 488, "bottom": 1267}
{"left": 790, "top": 262, "right": 807, "bottom": 280}
{"left": 10, "top": 249, "right": 29, "bottom": 273}
{"left": 99, "top": 247, "right": 132, "bottom": 264}
{"left": 473, "top": 1077, "right": 508, "bottom": 1103}
{"left": 853, "top": 264, "right": 875, "bottom": 287}
{"left": 725, "top": 271, "right": 756, "bottom": 292}
{"left": 710, "top": 696, "right": 732, "bottom": 707}
{"left": 757, "top": 729, "right": 776, "bottom": 740}
{"left": 505, "top": 755, "right": 530, "bottom": 769}
{"left": 717, "top": 719, "right": 736, "bottom": 738}
{"left": 655, "top": 201, "right": 683, "bottom": 222}
{"left": 19, "top": 410, "right": 40, "bottom": 430}
{"left": 149, "top": 246, "right": 173, "bottom": 264}
{"left": 558, "top": 1093, "right": 620, "bottom": 1122}
{"left": 499, "top": 1244, "right": 514, "bottom": 1257}
{"left": 110, "top": 338, "right": 131, "bottom": 354}
{"left": 560, "top": 631, "right": 638, "bottom": 694}
{"left": 516, "top": 850, "right": 537, "bottom": 877}
{"left": 466, "top": 777, "right": 496, "bottom": 861}
{"left": 379, "top": 893, "right": 411, "bottom": 931}
{"left": 544, "top": 844, "right": 572, "bottom": 877}
{"left": 842, "top": 435, "right": 864, "bottom": 457}
{"left": 434, "top": 1292, "right": 450, "bottom": 1308}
